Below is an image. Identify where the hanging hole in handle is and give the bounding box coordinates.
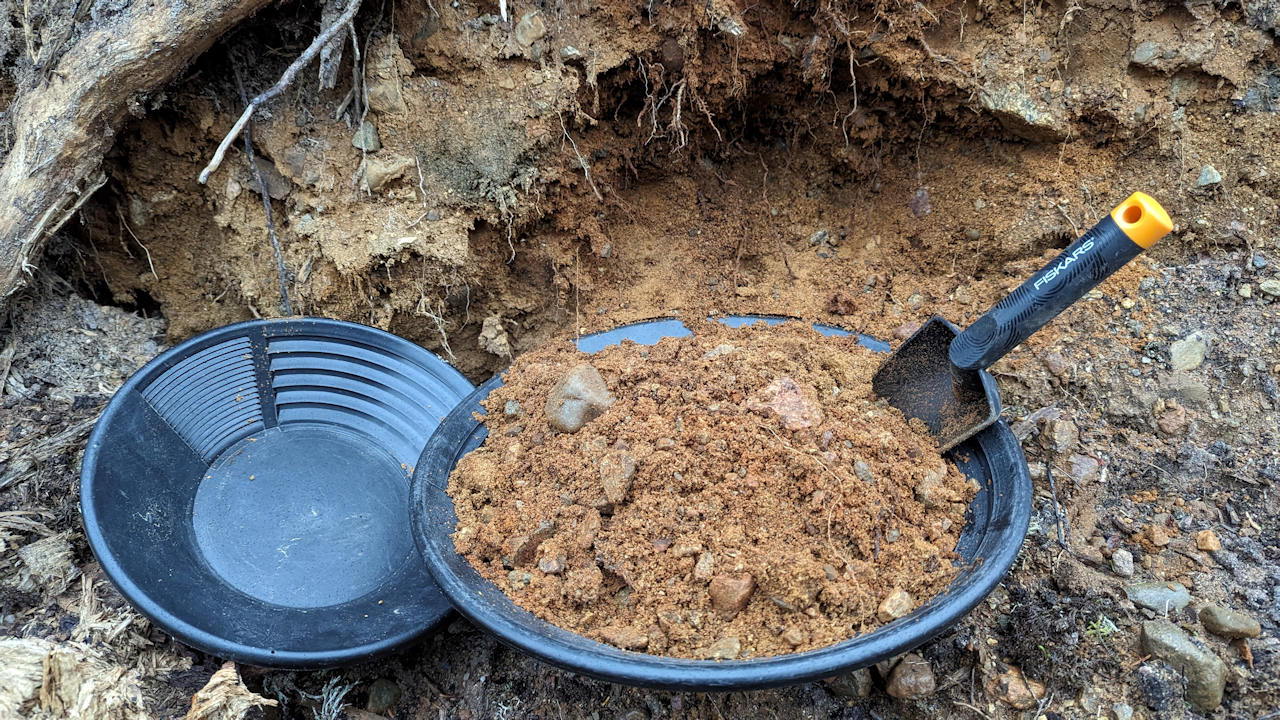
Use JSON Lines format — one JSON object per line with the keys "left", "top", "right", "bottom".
{"left": 1122, "top": 204, "right": 1143, "bottom": 224}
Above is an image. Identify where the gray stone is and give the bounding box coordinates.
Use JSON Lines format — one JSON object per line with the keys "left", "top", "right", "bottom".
{"left": 1111, "top": 702, "right": 1133, "bottom": 720}
{"left": 1170, "top": 333, "right": 1207, "bottom": 371}
{"left": 1136, "top": 661, "right": 1181, "bottom": 711}
{"left": 1195, "top": 165, "right": 1222, "bottom": 187}
{"left": 703, "top": 636, "right": 741, "bottom": 660}
{"left": 1254, "top": 254, "right": 1268, "bottom": 269}
{"left": 1141, "top": 620, "right": 1227, "bottom": 712}
{"left": 825, "top": 668, "right": 873, "bottom": 698}
{"left": 254, "top": 160, "right": 293, "bottom": 199}
{"left": 352, "top": 121, "right": 381, "bottom": 152}
{"left": 366, "top": 678, "right": 402, "bottom": 714}
{"left": 1259, "top": 278, "right": 1280, "bottom": 297}
{"left": 853, "top": 459, "right": 874, "bottom": 483}
{"left": 1111, "top": 548, "right": 1135, "bottom": 577}
{"left": 977, "top": 81, "right": 1067, "bottom": 140}
{"left": 1243, "top": 0, "right": 1278, "bottom": 33}
{"left": 1199, "top": 604, "right": 1261, "bottom": 638}
{"left": 1067, "top": 453, "right": 1100, "bottom": 483}
{"left": 1124, "top": 581, "right": 1191, "bottom": 612}
{"left": 514, "top": 11, "right": 547, "bottom": 46}
{"left": 1078, "top": 685, "right": 1104, "bottom": 714}
{"left": 545, "top": 363, "right": 614, "bottom": 432}
{"left": 908, "top": 188, "right": 932, "bottom": 217}
{"left": 1041, "top": 418, "right": 1078, "bottom": 453}
{"left": 1132, "top": 40, "right": 1162, "bottom": 66}
{"left": 504, "top": 400, "right": 524, "bottom": 418}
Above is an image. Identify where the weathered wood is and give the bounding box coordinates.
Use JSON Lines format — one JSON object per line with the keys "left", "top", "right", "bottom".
{"left": 0, "top": 0, "right": 272, "bottom": 306}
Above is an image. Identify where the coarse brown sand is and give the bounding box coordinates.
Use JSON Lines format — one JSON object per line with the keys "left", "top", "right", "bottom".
{"left": 447, "top": 320, "right": 977, "bottom": 659}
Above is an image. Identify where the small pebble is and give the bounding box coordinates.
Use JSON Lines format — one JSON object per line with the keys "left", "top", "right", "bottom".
{"left": 1195, "top": 165, "right": 1221, "bottom": 187}
{"left": 600, "top": 450, "right": 636, "bottom": 504}
{"left": 545, "top": 363, "right": 614, "bottom": 432}
{"left": 366, "top": 679, "right": 402, "bottom": 714}
{"left": 876, "top": 587, "right": 914, "bottom": 622}
{"left": 703, "top": 636, "right": 741, "bottom": 660}
{"left": 1111, "top": 548, "right": 1135, "bottom": 577}
{"left": 893, "top": 322, "right": 921, "bottom": 340}
{"left": 599, "top": 625, "right": 649, "bottom": 650}
{"left": 709, "top": 574, "right": 755, "bottom": 619}
{"left": 1195, "top": 529, "right": 1221, "bottom": 551}
{"left": 351, "top": 121, "right": 382, "bottom": 151}
{"left": 1169, "top": 332, "right": 1207, "bottom": 371}
{"left": 987, "top": 668, "right": 1045, "bottom": 710}
{"left": 853, "top": 459, "right": 874, "bottom": 482}
{"left": 781, "top": 626, "right": 809, "bottom": 647}
{"left": 824, "top": 667, "right": 872, "bottom": 698}
{"left": 514, "top": 11, "right": 547, "bottom": 46}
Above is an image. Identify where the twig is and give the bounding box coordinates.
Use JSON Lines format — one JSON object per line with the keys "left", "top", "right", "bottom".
{"left": 1054, "top": 203, "right": 1080, "bottom": 235}
{"left": 199, "top": 0, "right": 363, "bottom": 183}
{"left": 952, "top": 701, "right": 994, "bottom": 719}
{"left": 233, "top": 64, "right": 293, "bottom": 315}
{"left": 115, "top": 205, "right": 158, "bottom": 280}
{"left": 559, "top": 112, "right": 604, "bottom": 202}
{"left": 1046, "top": 462, "right": 1069, "bottom": 551}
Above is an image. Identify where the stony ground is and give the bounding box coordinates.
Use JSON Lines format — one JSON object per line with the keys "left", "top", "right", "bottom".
{"left": 2, "top": 0, "right": 1280, "bottom": 717}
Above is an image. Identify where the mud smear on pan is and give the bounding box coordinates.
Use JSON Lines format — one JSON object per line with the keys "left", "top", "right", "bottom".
{"left": 446, "top": 320, "right": 976, "bottom": 659}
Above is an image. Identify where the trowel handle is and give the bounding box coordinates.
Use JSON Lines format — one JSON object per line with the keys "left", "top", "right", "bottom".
{"left": 948, "top": 192, "right": 1172, "bottom": 371}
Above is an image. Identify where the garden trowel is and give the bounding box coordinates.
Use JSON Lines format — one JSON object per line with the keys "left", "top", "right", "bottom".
{"left": 873, "top": 192, "right": 1173, "bottom": 452}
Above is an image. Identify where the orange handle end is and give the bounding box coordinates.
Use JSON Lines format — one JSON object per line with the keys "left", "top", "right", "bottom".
{"left": 1110, "top": 192, "right": 1172, "bottom": 250}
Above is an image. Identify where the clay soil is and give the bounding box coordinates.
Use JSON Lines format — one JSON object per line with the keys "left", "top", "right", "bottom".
{"left": 2, "top": 0, "right": 1279, "bottom": 717}
{"left": 449, "top": 321, "right": 974, "bottom": 658}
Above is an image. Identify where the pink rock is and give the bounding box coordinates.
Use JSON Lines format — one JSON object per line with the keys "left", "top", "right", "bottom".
{"left": 746, "top": 376, "right": 824, "bottom": 430}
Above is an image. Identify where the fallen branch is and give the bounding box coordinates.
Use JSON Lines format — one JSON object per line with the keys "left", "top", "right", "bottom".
{"left": 0, "top": 0, "right": 271, "bottom": 306}
{"left": 198, "top": 0, "right": 364, "bottom": 184}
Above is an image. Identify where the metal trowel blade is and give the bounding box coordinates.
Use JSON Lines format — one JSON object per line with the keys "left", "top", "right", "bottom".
{"left": 870, "top": 316, "right": 1002, "bottom": 453}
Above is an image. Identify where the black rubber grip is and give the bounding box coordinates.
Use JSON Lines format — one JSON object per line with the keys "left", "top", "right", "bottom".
{"left": 949, "top": 214, "right": 1143, "bottom": 370}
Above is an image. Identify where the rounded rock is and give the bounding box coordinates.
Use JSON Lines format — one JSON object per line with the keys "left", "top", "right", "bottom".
{"left": 545, "top": 363, "right": 614, "bottom": 432}
{"left": 886, "top": 654, "right": 935, "bottom": 699}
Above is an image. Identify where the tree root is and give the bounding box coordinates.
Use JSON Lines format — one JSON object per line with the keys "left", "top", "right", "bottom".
{"left": 0, "top": 0, "right": 271, "bottom": 309}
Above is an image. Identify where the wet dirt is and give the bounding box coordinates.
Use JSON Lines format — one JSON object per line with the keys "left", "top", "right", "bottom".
{"left": 448, "top": 321, "right": 973, "bottom": 658}
{"left": 3, "top": 0, "right": 1279, "bottom": 716}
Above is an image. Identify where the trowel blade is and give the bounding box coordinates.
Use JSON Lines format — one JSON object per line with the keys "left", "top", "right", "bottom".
{"left": 870, "top": 316, "right": 1002, "bottom": 453}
